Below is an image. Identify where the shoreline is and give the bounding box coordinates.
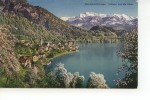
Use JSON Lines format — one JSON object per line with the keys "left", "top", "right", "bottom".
{"left": 44, "top": 50, "right": 79, "bottom": 66}
{"left": 50, "top": 50, "right": 79, "bottom": 60}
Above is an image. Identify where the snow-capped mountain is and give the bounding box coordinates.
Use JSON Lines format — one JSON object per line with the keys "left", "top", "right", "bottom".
{"left": 61, "top": 12, "right": 138, "bottom": 29}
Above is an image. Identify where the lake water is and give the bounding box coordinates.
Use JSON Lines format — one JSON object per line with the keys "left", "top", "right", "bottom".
{"left": 47, "top": 43, "right": 123, "bottom": 88}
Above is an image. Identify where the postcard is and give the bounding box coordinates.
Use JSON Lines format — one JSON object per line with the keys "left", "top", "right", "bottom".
{"left": 0, "top": 0, "right": 138, "bottom": 88}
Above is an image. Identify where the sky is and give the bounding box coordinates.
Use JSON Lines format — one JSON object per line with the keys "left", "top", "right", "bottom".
{"left": 27, "top": 0, "right": 138, "bottom": 18}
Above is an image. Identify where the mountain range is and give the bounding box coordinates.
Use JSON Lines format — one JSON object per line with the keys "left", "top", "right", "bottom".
{"left": 61, "top": 12, "right": 138, "bottom": 30}
{"left": 0, "top": 0, "right": 90, "bottom": 40}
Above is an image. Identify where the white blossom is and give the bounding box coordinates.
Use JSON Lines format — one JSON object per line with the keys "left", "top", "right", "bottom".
{"left": 51, "top": 63, "right": 84, "bottom": 88}
{"left": 87, "top": 72, "right": 108, "bottom": 88}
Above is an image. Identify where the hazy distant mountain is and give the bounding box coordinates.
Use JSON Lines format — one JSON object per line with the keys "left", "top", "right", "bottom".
{"left": 61, "top": 12, "right": 138, "bottom": 30}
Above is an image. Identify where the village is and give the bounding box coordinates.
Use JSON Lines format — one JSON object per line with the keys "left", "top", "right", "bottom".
{"left": 17, "top": 38, "right": 79, "bottom": 76}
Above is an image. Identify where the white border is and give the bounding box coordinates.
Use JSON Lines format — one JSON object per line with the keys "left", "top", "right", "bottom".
{"left": 1, "top": 0, "right": 150, "bottom": 100}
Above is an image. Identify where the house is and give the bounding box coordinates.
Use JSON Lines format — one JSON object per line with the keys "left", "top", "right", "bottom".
{"left": 38, "top": 54, "right": 46, "bottom": 59}
{"left": 64, "top": 42, "right": 68, "bottom": 46}
{"left": 60, "top": 45, "right": 65, "bottom": 50}
{"left": 33, "top": 55, "right": 39, "bottom": 62}
{"left": 19, "top": 56, "right": 32, "bottom": 68}
{"left": 25, "top": 59, "right": 32, "bottom": 68}
{"left": 45, "top": 46, "right": 49, "bottom": 51}
{"left": 24, "top": 42, "right": 33, "bottom": 47}
{"left": 19, "top": 39, "right": 26, "bottom": 44}
{"left": 38, "top": 46, "right": 44, "bottom": 53}
{"left": 42, "top": 43, "right": 49, "bottom": 47}
{"left": 75, "top": 45, "right": 79, "bottom": 50}
{"left": 68, "top": 41, "right": 74, "bottom": 46}
{"left": 39, "top": 42, "right": 51, "bottom": 51}
{"left": 19, "top": 56, "right": 29, "bottom": 64}
{"left": 47, "top": 42, "right": 51, "bottom": 47}
{"left": 51, "top": 43, "right": 55, "bottom": 48}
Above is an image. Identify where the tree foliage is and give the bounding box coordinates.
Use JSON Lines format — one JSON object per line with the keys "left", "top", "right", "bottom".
{"left": 115, "top": 29, "right": 138, "bottom": 88}
{"left": 50, "top": 63, "right": 85, "bottom": 88}
{"left": 87, "top": 72, "right": 108, "bottom": 88}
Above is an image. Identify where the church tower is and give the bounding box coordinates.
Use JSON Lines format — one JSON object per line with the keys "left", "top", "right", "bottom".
{"left": 40, "top": 37, "right": 43, "bottom": 46}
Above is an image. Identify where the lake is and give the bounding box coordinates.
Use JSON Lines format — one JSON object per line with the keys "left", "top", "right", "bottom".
{"left": 47, "top": 43, "right": 123, "bottom": 88}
